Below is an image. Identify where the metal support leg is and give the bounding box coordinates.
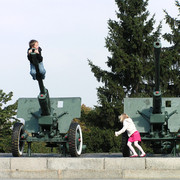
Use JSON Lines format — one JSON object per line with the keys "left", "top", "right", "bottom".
{"left": 27, "top": 142, "right": 31, "bottom": 157}
{"left": 173, "top": 140, "right": 176, "bottom": 157}
{"left": 62, "top": 144, "right": 67, "bottom": 157}
{"left": 171, "top": 140, "right": 177, "bottom": 157}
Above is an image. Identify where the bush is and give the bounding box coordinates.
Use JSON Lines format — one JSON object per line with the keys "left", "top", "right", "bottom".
{"left": 83, "top": 126, "right": 121, "bottom": 153}
{"left": 23, "top": 142, "right": 59, "bottom": 154}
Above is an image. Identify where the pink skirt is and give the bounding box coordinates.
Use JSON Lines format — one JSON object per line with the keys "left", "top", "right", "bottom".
{"left": 128, "top": 131, "right": 141, "bottom": 142}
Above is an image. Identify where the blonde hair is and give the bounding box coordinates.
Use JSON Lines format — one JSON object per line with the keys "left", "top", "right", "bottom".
{"left": 118, "top": 113, "right": 129, "bottom": 122}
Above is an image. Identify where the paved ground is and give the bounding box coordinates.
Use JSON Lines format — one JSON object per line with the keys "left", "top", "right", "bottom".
{"left": 2, "top": 179, "right": 180, "bottom": 180}
{"left": 0, "top": 153, "right": 122, "bottom": 158}
{"left": 0, "top": 152, "right": 177, "bottom": 158}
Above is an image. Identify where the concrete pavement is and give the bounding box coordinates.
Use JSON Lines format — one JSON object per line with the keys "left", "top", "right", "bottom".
{"left": 0, "top": 153, "right": 180, "bottom": 179}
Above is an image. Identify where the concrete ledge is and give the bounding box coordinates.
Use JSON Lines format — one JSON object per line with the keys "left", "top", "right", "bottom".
{"left": 146, "top": 158, "right": 180, "bottom": 169}
{"left": 123, "top": 170, "right": 180, "bottom": 179}
{"left": 105, "top": 158, "right": 145, "bottom": 170}
{"left": 48, "top": 158, "right": 104, "bottom": 170}
{"left": 0, "top": 157, "right": 180, "bottom": 179}
{"left": 0, "top": 170, "right": 58, "bottom": 179}
{"left": 11, "top": 158, "right": 47, "bottom": 171}
{"left": 11, "top": 170, "right": 58, "bottom": 179}
{"left": 60, "top": 169, "right": 123, "bottom": 179}
{"left": 0, "top": 158, "right": 10, "bottom": 170}
{"left": 0, "top": 170, "right": 11, "bottom": 179}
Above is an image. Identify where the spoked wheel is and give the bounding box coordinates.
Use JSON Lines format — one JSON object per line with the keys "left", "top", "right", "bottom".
{"left": 68, "top": 122, "right": 83, "bottom": 157}
{"left": 12, "top": 123, "right": 25, "bottom": 157}
{"left": 121, "top": 131, "right": 130, "bottom": 157}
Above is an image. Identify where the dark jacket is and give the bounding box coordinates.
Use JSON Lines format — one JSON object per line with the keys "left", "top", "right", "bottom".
{"left": 27, "top": 47, "right": 43, "bottom": 64}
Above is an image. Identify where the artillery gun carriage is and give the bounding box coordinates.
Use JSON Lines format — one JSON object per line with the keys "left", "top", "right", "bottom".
{"left": 11, "top": 49, "right": 84, "bottom": 157}
{"left": 123, "top": 42, "right": 180, "bottom": 156}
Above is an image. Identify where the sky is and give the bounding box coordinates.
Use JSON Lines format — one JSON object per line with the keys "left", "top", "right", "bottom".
{"left": 0, "top": 0, "right": 179, "bottom": 108}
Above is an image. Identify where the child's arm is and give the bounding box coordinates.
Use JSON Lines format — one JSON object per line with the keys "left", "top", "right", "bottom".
{"left": 27, "top": 49, "right": 33, "bottom": 63}
{"left": 36, "top": 47, "right": 43, "bottom": 62}
{"left": 28, "top": 49, "right": 32, "bottom": 54}
{"left": 27, "top": 48, "right": 43, "bottom": 63}
{"left": 115, "top": 123, "right": 128, "bottom": 136}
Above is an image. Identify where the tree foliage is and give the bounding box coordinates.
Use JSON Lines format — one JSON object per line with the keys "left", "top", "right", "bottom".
{"left": 161, "top": 0, "right": 180, "bottom": 96}
{"left": 0, "top": 90, "right": 18, "bottom": 153}
{"left": 85, "top": 0, "right": 180, "bottom": 153}
{"left": 89, "top": 0, "right": 161, "bottom": 128}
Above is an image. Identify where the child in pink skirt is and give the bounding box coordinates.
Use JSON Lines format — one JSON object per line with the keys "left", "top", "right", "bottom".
{"left": 115, "top": 113, "right": 146, "bottom": 157}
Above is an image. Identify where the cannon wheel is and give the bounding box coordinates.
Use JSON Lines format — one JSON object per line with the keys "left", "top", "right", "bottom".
{"left": 12, "top": 123, "right": 25, "bottom": 157}
{"left": 68, "top": 122, "right": 83, "bottom": 157}
{"left": 121, "top": 131, "right": 130, "bottom": 157}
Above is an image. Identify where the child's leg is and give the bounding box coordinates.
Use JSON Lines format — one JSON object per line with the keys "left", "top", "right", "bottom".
{"left": 127, "top": 141, "right": 138, "bottom": 155}
{"left": 30, "top": 63, "right": 36, "bottom": 80}
{"left": 38, "top": 62, "right": 46, "bottom": 79}
{"left": 134, "top": 141, "right": 145, "bottom": 155}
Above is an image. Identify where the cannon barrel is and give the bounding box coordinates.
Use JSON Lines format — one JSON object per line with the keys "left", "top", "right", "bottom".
{"left": 152, "top": 41, "right": 162, "bottom": 114}
{"left": 30, "top": 51, "right": 51, "bottom": 116}
{"left": 154, "top": 42, "right": 161, "bottom": 91}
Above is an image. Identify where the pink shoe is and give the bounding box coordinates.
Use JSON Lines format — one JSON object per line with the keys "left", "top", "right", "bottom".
{"left": 130, "top": 155, "right": 138, "bottom": 157}
{"left": 140, "top": 154, "right": 146, "bottom": 157}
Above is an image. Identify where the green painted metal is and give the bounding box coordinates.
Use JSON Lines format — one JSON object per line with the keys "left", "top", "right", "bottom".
{"left": 17, "top": 97, "right": 81, "bottom": 134}
{"left": 123, "top": 41, "right": 180, "bottom": 155}
{"left": 124, "top": 97, "right": 180, "bottom": 133}
{"left": 153, "top": 41, "right": 162, "bottom": 114}
{"left": 38, "top": 89, "right": 51, "bottom": 116}
{"left": 38, "top": 115, "right": 53, "bottom": 125}
{"left": 27, "top": 142, "right": 31, "bottom": 157}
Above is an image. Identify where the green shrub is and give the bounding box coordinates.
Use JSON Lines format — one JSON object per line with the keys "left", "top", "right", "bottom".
{"left": 83, "top": 126, "right": 121, "bottom": 153}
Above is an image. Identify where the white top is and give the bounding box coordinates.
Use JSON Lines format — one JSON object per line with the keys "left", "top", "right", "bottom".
{"left": 116, "top": 118, "right": 137, "bottom": 137}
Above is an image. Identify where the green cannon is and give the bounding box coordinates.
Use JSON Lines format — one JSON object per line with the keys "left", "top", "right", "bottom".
{"left": 11, "top": 50, "right": 84, "bottom": 157}
{"left": 123, "top": 41, "right": 180, "bottom": 156}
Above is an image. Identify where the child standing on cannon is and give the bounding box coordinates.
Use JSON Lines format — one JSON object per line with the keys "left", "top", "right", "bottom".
{"left": 27, "top": 39, "right": 46, "bottom": 80}
{"left": 115, "top": 113, "right": 146, "bottom": 157}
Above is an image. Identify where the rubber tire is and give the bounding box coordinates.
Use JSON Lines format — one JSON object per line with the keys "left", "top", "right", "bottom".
{"left": 68, "top": 122, "right": 83, "bottom": 157}
{"left": 121, "top": 131, "right": 130, "bottom": 157}
{"left": 12, "top": 123, "right": 25, "bottom": 157}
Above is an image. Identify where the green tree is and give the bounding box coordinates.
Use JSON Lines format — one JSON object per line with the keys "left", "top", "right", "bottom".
{"left": 88, "top": 0, "right": 161, "bottom": 128}
{"left": 0, "top": 90, "right": 18, "bottom": 152}
{"left": 79, "top": 105, "right": 122, "bottom": 153}
{"left": 161, "top": 0, "right": 180, "bottom": 96}
{"left": 83, "top": 126, "right": 122, "bottom": 153}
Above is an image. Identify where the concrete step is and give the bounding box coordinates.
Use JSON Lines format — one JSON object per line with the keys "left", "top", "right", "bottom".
{"left": 0, "top": 157, "right": 180, "bottom": 179}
